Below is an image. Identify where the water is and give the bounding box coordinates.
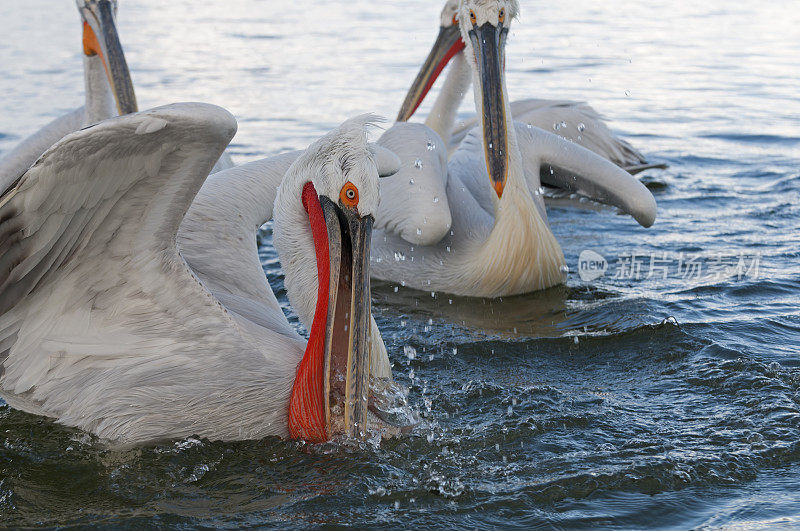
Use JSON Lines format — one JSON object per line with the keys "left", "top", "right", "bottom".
{"left": 1, "top": 0, "right": 799, "bottom": 527}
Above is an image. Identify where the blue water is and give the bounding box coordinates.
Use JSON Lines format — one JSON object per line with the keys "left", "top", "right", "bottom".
{"left": 1, "top": 0, "right": 799, "bottom": 527}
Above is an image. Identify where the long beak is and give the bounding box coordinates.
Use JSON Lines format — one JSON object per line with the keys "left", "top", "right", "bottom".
{"left": 320, "top": 198, "right": 374, "bottom": 440}
{"left": 469, "top": 23, "right": 509, "bottom": 199}
{"left": 82, "top": 0, "right": 138, "bottom": 115}
{"left": 288, "top": 189, "right": 375, "bottom": 443}
{"left": 397, "top": 25, "right": 465, "bottom": 122}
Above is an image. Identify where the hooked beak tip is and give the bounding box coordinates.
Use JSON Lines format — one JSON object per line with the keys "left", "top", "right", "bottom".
{"left": 493, "top": 180, "right": 505, "bottom": 199}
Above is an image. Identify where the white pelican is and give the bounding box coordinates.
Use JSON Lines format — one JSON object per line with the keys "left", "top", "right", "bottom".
{"left": 0, "top": 0, "right": 233, "bottom": 193}
{"left": 369, "top": 0, "right": 662, "bottom": 251}
{"left": 0, "top": 104, "right": 402, "bottom": 445}
{"left": 397, "top": 0, "right": 666, "bottom": 174}
{"left": 369, "top": 0, "right": 656, "bottom": 298}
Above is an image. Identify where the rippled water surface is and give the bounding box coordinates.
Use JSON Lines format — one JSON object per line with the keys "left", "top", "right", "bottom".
{"left": 2, "top": 0, "right": 799, "bottom": 527}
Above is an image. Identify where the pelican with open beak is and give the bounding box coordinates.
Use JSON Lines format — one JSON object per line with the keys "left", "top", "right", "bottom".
{"left": 0, "top": 109, "right": 406, "bottom": 445}
{"left": 286, "top": 182, "right": 376, "bottom": 441}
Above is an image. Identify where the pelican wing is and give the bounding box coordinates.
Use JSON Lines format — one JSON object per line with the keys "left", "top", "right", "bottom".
{"left": 178, "top": 151, "right": 301, "bottom": 323}
{"left": 0, "top": 103, "right": 300, "bottom": 444}
{"left": 516, "top": 123, "right": 657, "bottom": 228}
{"left": 449, "top": 99, "right": 648, "bottom": 168}
{"left": 375, "top": 123, "right": 452, "bottom": 246}
{"left": 0, "top": 107, "right": 86, "bottom": 194}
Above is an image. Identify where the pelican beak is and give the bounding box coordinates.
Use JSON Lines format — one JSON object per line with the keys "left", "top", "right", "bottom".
{"left": 469, "top": 22, "right": 509, "bottom": 199}
{"left": 289, "top": 183, "right": 374, "bottom": 442}
{"left": 81, "top": 0, "right": 138, "bottom": 115}
{"left": 397, "top": 24, "right": 465, "bottom": 122}
{"left": 321, "top": 197, "right": 374, "bottom": 440}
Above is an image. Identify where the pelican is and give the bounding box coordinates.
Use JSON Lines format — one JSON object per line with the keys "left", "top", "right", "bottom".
{"left": 369, "top": 0, "right": 657, "bottom": 298}
{"left": 0, "top": 104, "right": 402, "bottom": 445}
{"left": 0, "top": 0, "right": 232, "bottom": 192}
{"left": 369, "top": 0, "right": 661, "bottom": 251}
{"left": 397, "top": 0, "right": 665, "bottom": 174}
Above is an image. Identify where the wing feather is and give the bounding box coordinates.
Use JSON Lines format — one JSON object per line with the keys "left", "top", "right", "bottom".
{"left": 0, "top": 103, "right": 302, "bottom": 444}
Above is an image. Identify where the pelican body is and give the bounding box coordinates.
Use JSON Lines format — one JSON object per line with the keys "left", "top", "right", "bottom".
{"left": 370, "top": 0, "right": 656, "bottom": 298}
{"left": 0, "top": 105, "right": 399, "bottom": 445}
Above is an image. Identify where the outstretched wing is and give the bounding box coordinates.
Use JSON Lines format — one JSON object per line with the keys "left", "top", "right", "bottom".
{"left": 178, "top": 151, "right": 301, "bottom": 324}
{"left": 450, "top": 99, "right": 649, "bottom": 168}
{"left": 0, "top": 103, "right": 299, "bottom": 443}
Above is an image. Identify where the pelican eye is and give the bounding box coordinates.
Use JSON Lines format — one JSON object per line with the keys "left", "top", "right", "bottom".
{"left": 499, "top": 8, "right": 505, "bottom": 23}
{"left": 469, "top": 10, "right": 477, "bottom": 24}
{"left": 451, "top": 14, "right": 458, "bottom": 26}
{"left": 340, "top": 182, "right": 360, "bottom": 208}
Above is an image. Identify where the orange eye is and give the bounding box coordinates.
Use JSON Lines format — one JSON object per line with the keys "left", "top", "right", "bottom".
{"left": 469, "top": 10, "right": 477, "bottom": 24}
{"left": 499, "top": 8, "right": 505, "bottom": 23}
{"left": 340, "top": 182, "right": 359, "bottom": 208}
{"left": 452, "top": 14, "right": 458, "bottom": 26}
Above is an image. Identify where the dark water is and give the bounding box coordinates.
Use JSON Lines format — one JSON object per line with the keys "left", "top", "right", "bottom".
{"left": 1, "top": 0, "right": 799, "bottom": 528}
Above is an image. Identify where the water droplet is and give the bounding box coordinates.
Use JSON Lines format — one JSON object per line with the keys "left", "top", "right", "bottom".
{"left": 394, "top": 501, "right": 400, "bottom": 510}
{"left": 401, "top": 280, "right": 406, "bottom": 286}
{"left": 404, "top": 345, "right": 416, "bottom": 360}
{"left": 427, "top": 318, "right": 433, "bottom": 326}
{"left": 495, "top": 443, "right": 500, "bottom": 451}
{"left": 577, "top": 122, "right": 586, "bottom": 132}
{"left": 560, "top": 265, "right": 570, "bottom": 273}
{"left": 416, "top": 228, "right": 422, "bottom": 235}
{"left": 625, "top": 90, "right": 631, "bottom": 96}
{"left": 409, "top": 178, "right": 415, "bottom": 185}
{"left": 507, "top": 405, "right": 513, "bottom": 415}
{"left": 394, "top": 251, "right": 406, "bottom": 261}
{"left": 452, "top": 347, "right": 458, "bottom": 355}
{"left": 400, "top": 320, "right": 406, "bottom": 327}
{"left": 414, "top": 159, "right": 423, "bottom": 169}
{"left": 394, "top": 286, "right": 399, "bottom": 292}
{"left": 426, "top": 140, "right": 436, "bottom": 151}
{"left": 574, "top": 336, "right": 579, "bottom": 344}
{"left": 433, "top": 196, "right": 439, "bottom": 203}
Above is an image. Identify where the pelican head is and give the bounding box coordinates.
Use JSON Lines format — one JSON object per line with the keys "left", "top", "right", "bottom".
{"left": 396, "top": 0, "right": 464, "bottom": 122}
{"left": 274, "top": 115, "right": 400, "bottom": 442}
{"left": 458, "top": 0, "right": 520, "bottom": 198}
{"left": 76, "top": 0, "right": 138, "bottom": 115}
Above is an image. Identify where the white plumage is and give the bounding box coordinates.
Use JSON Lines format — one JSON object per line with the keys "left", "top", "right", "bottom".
{"left": 370, "top": 0, "right": 656, "bottom": 298}
{"left": 0, "top": 104, "right": 392, "bottom": 445}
